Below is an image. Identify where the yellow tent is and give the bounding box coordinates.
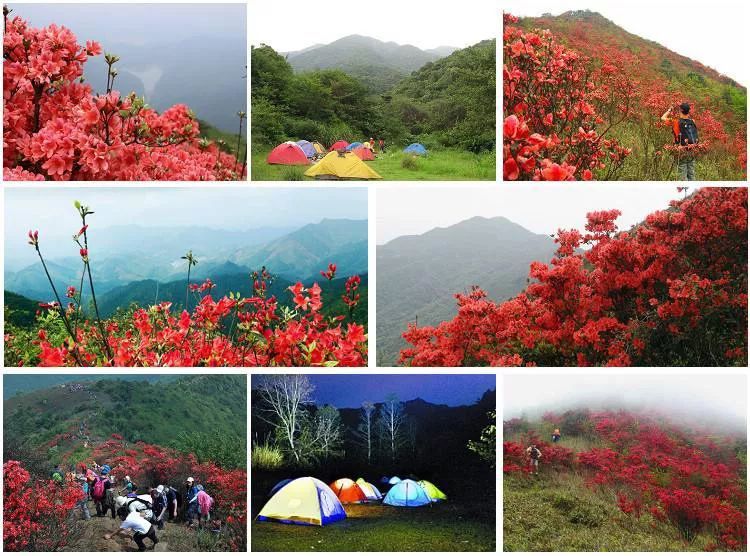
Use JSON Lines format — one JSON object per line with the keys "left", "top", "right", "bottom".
{"left": 305, "top": 151, "right": 382, "bottom": 180}
{"left": 312, "top": 141, "right": 325, "bottom": 154}
{"left": 257, "top": 477, "right": 346, "bottom": 526}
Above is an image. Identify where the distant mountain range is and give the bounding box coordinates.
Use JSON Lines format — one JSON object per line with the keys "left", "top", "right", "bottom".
{"left": 377, "top": 216, "right": 557, "bottom": 365}
{"left": 84, "top": 36, "right": 247, "bottom": 132}
{"left": 285, "top": 34, "right": 458, "bottom": 92}
{"left": 5, "top": 218, "right": 368, "bottom": 315}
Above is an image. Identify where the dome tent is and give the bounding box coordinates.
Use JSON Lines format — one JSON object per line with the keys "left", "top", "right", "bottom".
{"left": 329, "top": 140, "right": 349, "bottom": 151}
{"left": 383, "top": 479, "right": 431, "bottom": 507}
{"left": 352, "top": 146, "right": 375, "bottom": 161}
{"left": 388, "top": 476, "right": 402, "bottom": 485}
{"left": 295, "top": 140, "right": 316, "bottom": 158}
{"left": 267, "top": 141, "right": 309, "bottom": 165}
{"left": 346, "top": 141, "right": 363, "bottom": 151}
{"left": 329, "top": 478, "right": 367, "bottom": 503}
{"left": 312, "top": 141, "right": 325, "bottom": 154}
{"left": 269, "top": 478, "right": 292, "bottom": 496}
{"left": 305, "top": 151, "right": 382, "bottom": 180}
{"left": 403, "top": 143, "right": 427, "bottom": 156}
{"left": 257, "top": 477, "right": 346, "bottom": 526}
{"left": 356, "top": 478, "right": 383, "bottom": 501}
{"left": 417, "top": 480, "right": 447, "bottom": 501}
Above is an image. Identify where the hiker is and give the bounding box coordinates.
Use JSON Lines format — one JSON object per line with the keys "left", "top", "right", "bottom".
{"left": 105, "top": 473, "right": 117, "bottom": 519}
{"left": 185, "top": 476, "right": 200, "bottom": 527}
{"left": 76, "top": 475, "right": 91, "bottom": 520}
{"left": 151, "top": 486, "right": 168, "bottom": 530}
{"left": 661, "top": 102, "right": 699, "bottom": 181}
{"left": 164, "top": 485, "right": 180, "bottom": 521}
{"left": 105, "top": 510, "right": 159, "bottom": 552}
{"left": 552, "top": 429, "right": 561, "bottom": 443}
{"left": 195, "top": 484, "right": 215, "bottom": 528}
{"left": 120, "top": 475, "right": 137, "bottom": 496}
{"left": 50, "top": 464, "right": 64, "bottom": 484}
{"left": 378, "top": 138, "right": 385, "bottom": 153}
{"left": 526, "top": 444, "right": 542, "bottom": 475}
{"left": 92, "top": 473, "right": 115, "bottom": 517}
{"left": 115, "top": 495, "right": 153, "bottom": 521}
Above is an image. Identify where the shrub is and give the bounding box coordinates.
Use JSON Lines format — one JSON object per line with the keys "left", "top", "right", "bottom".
{"left": 251, "top": 440, "right": 284, "bottom": 470}
{"left": 401, "top": 155, "right": 420, "bottom": 170}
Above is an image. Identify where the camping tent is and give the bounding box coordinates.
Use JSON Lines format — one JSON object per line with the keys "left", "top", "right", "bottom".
{"left": 329, "top": 478, "right": 367, "bottom": 504}
{"left": 356, "top": 478, "right": 383, "bottom": 501}
{"left": 269, "top": 478, "right": 292, "bottom": 496}
{"left": 267, "top": 142, "right": 309, "bottom": 165}
{"left": 305, "top": 151, "right": 382, "bottom": 180}
{"left": 257, "top": 477, "right": 346, "bottom": 526}
{"left": 417, "top": 480, "right": 447, "bottom": 501}
{"left": 346, "top": 141, "right": 363, "bottom": 151}
{"left": 403, "top": 143, "right": 427, "bottom": 156}
{"left": 296, "top": 140, "right": 316, "bottom": 159}
{"left": 382, "top": 479, "right": 432, "bottom": 507}
{"left": 329, "top": 140, "right": 349, "bottom": 151}
{"left": 388, "top": 476, "right": 402, "bottom": 485}
{"left": 352, "top": 146, "right": 375, "bottom": 161}
{"left": 312, "top": 141, "right": 325, "bottom": 154}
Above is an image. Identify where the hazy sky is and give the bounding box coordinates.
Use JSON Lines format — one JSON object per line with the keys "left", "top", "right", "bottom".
{"left": 252, "top": 374, "right": 496, "bottom": 408}
{"left": 8, "top": 3, "right": 246, "bottom": 45}
{"left": 5, "top": 187, "right": 367, "bottom": 267}
{"left": 504, "top": 374, "right": 747, "bottom": 429}
{"left": 377, "top": 184, "right": 687, "bottom": 244}
{"left": 250, "top": 0, "right": 497, "bottom": 51}
{"left": 505, "top": 0, "right": 748, "bottom": 86}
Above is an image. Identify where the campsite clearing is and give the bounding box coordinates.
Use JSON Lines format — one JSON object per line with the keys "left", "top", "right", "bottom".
{"left": 251, "top": 148, "right": 495, "bottom": 181}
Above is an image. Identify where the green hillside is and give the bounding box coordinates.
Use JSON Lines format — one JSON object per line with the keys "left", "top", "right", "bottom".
{"left": 4, "top": 375, "right": 246, "bottom": 469}
{"left": 4, "top": 290, "right": 39, "bottom": 328}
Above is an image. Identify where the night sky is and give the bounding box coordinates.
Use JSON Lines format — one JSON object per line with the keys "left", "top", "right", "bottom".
{"left": 298, "top": 374, "right": 496, "bottom": 408}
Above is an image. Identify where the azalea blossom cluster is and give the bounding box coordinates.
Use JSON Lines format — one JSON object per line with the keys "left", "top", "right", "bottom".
{"left": 3, "top": 13, "right": 244, "bottom": 181}
{"left": 3, "top": 460, "right": 82, "bottom": 551}
{"left": 503, "top": 13, "right": 634, "bottom": 181}
{"left": 401, "top": 187, "right": 747, "bottom": 366}
{"left": 503, "top": 411, "right": 746, "bottom": 550}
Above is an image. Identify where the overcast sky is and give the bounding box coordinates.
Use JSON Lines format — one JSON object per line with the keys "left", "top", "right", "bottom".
{"left": 504, "top": 0, "right": 747, "bottom": 86}
{"left": 377, "top": 184, "right": 687, "bottom": 244}
{"left": 8, "top": 3, "right": 246, "bottom": 45}
{"left": 250, "top": 0, "right": 497, "bottom": 51}
{"left": 504, "top": 374, "right": 747, "bottom": 430}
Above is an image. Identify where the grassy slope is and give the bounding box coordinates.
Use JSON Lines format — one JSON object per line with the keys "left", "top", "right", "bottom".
{"left": 504, "top": 430, "right": 729, "bottom": 551}
{"left": 251, "top": 148, "right": 495, "bottom": 181}
{"left": 198, "top": 119, "right": 247, "bottom": 164}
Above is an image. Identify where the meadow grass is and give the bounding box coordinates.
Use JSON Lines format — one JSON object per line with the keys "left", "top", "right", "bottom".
{"left": 250, "top": 147, "right": 496, "bottom": 181}
{"left": 503, "top": 471, "right": 717, "bottom": 551}
{"left": 251, "top": 440, "right": 284, "bottom": 471}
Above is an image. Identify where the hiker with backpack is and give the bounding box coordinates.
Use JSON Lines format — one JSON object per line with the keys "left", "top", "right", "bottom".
{"left": 163, "top": 485, "right": 180, "bottom": 521}
{"left": 195, "top": 484, "right": 215, "bottom": 528}
{"left": 551, "top": 428, "right": 561, "bottom": 443}
{"left": 105, "top": 509, "right": 159, "bottom": 552}
{"left": 91, "top": 473, "right": 113, "bottom": 517}
{"left": 76, "top": 475, "right": 91, "bottom": 520}
{"left": 661, "top": 102, "right": 699, "bottom": 181}
{"left": 526, "top": 444, "right": 542, "bottom": 475}
{"left": 50, "top": 464, "right": 64, "bottom": 484}
{"left": 120, "top": 475, "right": 137, "bottom": 496}
{"left": 151, "top": 486, "right": 168, "bottom": 530}
{"left": 185, "top": 476, "right": 200, "bottom": 527}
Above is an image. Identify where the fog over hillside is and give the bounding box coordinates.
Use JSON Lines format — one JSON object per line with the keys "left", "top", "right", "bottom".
{"left": 9, "top": 3, "right": 247, "bottom": 132}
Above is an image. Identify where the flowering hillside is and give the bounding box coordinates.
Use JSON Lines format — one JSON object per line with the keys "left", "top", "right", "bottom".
{"left": 503, "top": 12, "right": 747, "bottom": 181}
{"left": 400, "top": 187, "right": 747, "bottom": 366}
{"left": 503, "top": 410, "right": 746, "bottom": 551}
{"left": 3, "top": 10, "right": 245, "bottom": 181}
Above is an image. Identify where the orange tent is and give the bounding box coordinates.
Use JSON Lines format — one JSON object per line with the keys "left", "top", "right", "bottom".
{"left": 329, "top": 478, "right": 367, "bottom": 503}
{"left": 329, "top": 140, "right": 349, "bottom": 151}
{"left": 352, "top": 146, "right": 375, "bottom": 161}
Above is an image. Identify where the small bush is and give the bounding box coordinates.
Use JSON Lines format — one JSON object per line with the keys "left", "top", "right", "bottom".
{"left": 251, "top": 440, "right": 284, "bottom": 470}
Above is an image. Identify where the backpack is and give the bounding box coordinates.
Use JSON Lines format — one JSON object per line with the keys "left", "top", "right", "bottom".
{"left": 92, "top": 478, "right": 105, "bottom": 499}
{"left": 530, "top": 447, "right": 541, "bottom": 459}
{"left": 678, "top": 118, "right": 699, "bottom": 145}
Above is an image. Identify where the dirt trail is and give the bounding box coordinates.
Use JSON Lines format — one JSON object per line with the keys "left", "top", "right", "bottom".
{"left": 64, "top": 511, "right": 183, "bottom": 552}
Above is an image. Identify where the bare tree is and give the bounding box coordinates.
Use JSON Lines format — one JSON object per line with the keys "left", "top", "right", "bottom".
{"left": 254, "top": 375, "right": 314, "bottom": 463}
{"left": 309, "top": 405, "right": 343, "bottom": 460}
{"left": 378, "top": 394, "right": 407, "bottom": 462}
{"left": 357, "top": 401, "right": 376, "bottom": 463}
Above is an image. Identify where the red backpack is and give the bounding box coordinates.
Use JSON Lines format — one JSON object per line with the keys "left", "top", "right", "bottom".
{"left": 92, "top": 478, "right": 105, "bottom": 499}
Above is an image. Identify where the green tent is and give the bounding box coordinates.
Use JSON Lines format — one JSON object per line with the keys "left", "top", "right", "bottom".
{"left": 418, "top": 480, "right": 447, "bottom": 502}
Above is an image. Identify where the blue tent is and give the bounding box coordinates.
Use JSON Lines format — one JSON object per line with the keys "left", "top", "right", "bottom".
{"left": 269, "top": 478, "right": 292, "bottom": 496}
{"left": 383, "top": 479, "right": 431, "bottom": 507}
{"left": 388, "top": 476, "right": 402, "bottom": 485}
{"left": 403, "top": 143, "right": 427, "bottom": 155}
{"left": 347, "top": 142, "right": 363, "bottom": 151}
{"left": 296, "top": 140, "right": 316, "bottom": 158}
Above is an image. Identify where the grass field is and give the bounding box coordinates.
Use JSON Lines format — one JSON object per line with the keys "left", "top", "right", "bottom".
{"left": 504, "top": 468, "right": 717, "bottom": 551}
{"left": 251, "top": 474, "right": 495, "bottom": 552}
{"left": 251, "top": 147, "right": 496, "bottom": 181}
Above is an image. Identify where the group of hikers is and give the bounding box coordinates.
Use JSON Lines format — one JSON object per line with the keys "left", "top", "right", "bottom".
{"left": 524, "top": 428, "right": 562, "bottom": 475}
{"left": 52, "top": 463, "right": 215, "bottom": 551}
